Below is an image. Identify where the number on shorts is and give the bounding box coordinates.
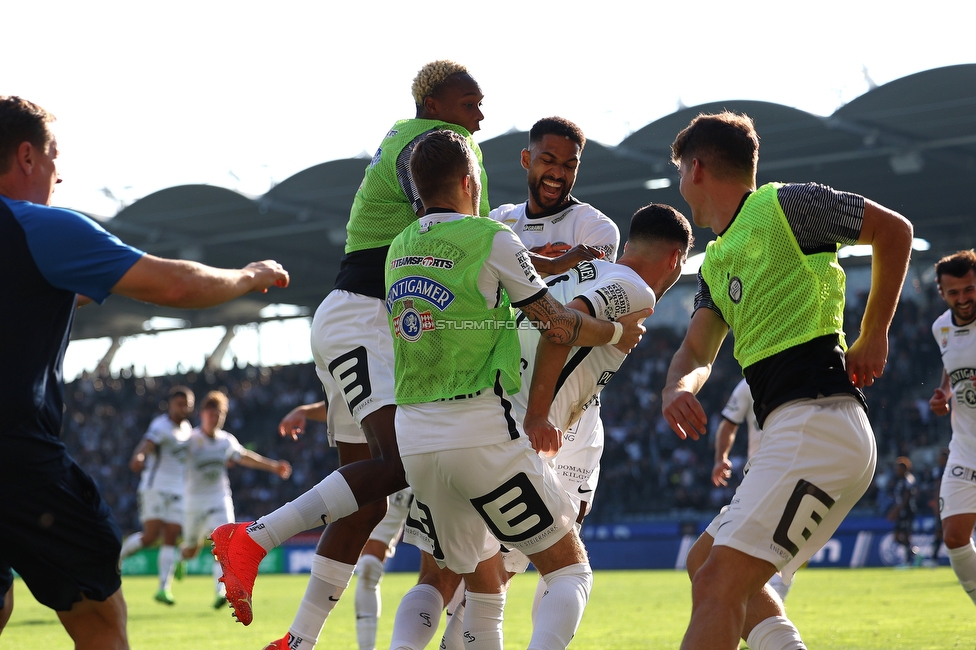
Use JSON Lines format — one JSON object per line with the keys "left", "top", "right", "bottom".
{"left": 328, "top": 346, "right": 373, "bottom": 412}
{"left": 772, "top": 479, "right": 835, "bottom": 556}
{"left": 406, "top": 499, "right": 445, "bottom": 561}
{"left": 470, "top": 472, "right": 555, "bottom": 543}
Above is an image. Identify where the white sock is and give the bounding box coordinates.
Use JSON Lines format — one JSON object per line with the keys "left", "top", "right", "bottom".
{"left": 947, "top": 541, "right": 976, "bottom": 605}
{"left": 461, "top": 591, "right": 505, "bottom": 650}
{"left": 390, "top": 584, "right": 444, "bottom": 650}
{"left": 355, "top": 554, "right": 385, "bottom": 650}
{"left": 158, "top": 545, "right": 177, "bottom": 590}
{"left": 120, "top": 532, "right": 144, "bottom": 560}
{"left": 529, "top": 563, "right": 592, "bottom": 650}
{"left": 768, "top": 572, "right": 792, "bottom": 602}
{"left": 441, "top": 600, "right": 465, "bottom": 650}
{"left": 249, "top": 473, "right": 359, "bottom": 551}
{"left": 746, "top": 615, "right": 806, "bottom": 650}
{"left": 287, "top": 555, "right": 356, "bottom": 649}
{"left": 530, "top": 574, "right": 547, "bottom": 623}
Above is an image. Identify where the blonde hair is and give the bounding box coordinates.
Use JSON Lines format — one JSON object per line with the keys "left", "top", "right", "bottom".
{"left": 411, "top": 60, "right": 469, "bottom": 107}
{"left": 202, "top": 390, "right": 229, "bottom": 416}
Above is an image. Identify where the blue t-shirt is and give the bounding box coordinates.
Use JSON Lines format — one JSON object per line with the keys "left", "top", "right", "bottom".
{"left": 0, "top": 195, "right": 143, "bottom": 483}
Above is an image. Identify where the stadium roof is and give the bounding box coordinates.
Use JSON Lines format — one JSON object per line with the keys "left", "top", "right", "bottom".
{"left": 72, "top": 64, "right": 976, "bottom": 341}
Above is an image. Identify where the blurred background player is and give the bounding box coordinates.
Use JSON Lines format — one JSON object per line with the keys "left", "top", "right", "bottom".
{"left": 0, "top": 95, "right": 288, "bottom": 650}
{"left": 662, "top": 110, "right": 912, "bottom": 650}
{"left": 711, "top": 378, "right": 792, "bottom": 601}
{"left": 887, "top": 456, "right": 919, "bottom": 567}
{"left": 181, "top": 391, "right": 291, "bottom": 609}
{"left": 211, "top": 60, "right": 491, "bottom": 650}
{"left": 122, "top": 386, "right": 195, "bottom": 605}
{"left": 927, "top": 446, "right": 949, "bottom": 564}
{"left": 277, "top": 401, "right": 413, "bottom": 650}
{"left": 927, "top": 250, "right": 976, "bottom": 606}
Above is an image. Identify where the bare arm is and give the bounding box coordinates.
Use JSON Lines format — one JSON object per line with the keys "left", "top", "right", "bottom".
{"left": 129, "top": 438, "right": 156, "bottom": 473}
{"left": 661, "top": 308, "right": 730, "bottom": 441}
{"left": 519, "top": 291, "right": 649, "bottom": 349}
{"left": 111, "top": 254, "right": 289, "bottom": 308}
{"left": 711, "top": 419, "right": 739, "bottom": 487}
{"left": 522, "top": 297, "right": 590, "bottom": 456}
{"left": 845, "top": 200, "right": 913, "bottom": 388}
{"left": 528, "top": 244, "right": 604, "bottom": 276}
{"left": 929, "top": 368, "right": 952, "bottom": 417}
{"left": 237, "top": 450, "right": 292, "bottom": 479}
{"left": 278, "top": 401, "right": 328, "bottom": 440}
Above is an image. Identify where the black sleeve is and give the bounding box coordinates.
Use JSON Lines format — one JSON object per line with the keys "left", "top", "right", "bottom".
{"left": 777, "top": 183, "right": 865, "bottom": 254}
{"left": 395, "top": 129, "right": 440, "bottom": 215}
{"left": 692, "top": 270, "right": 725, "bottom": 320}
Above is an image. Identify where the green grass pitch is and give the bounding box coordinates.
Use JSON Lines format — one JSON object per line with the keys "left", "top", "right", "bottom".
{"left": 3, "top": 568, "right": 972, "bottom": 648}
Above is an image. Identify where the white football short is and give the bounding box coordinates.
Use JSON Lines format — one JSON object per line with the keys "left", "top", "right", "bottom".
{"left": 550, "top": 406, "right": 604, "bottom": 514}
{"left": 705, "top": 395, "right": 876, "bottom": 584}
{"left": 185, "top": 501, "right": 234, "bottom": 548}
{"left": 939, "top": 457, "right": 976, "bottom": 519}
{"left": 137, "top": 488, "right": 184, "bottom": 525}
{"left": 401, "top": 436, "right": 578, "bottom": 575}
{"left": 311, "top": 290, "right": 397, "bottom": 446}
{"left": 368, "top": 488, "right": 414, "bottom": 557}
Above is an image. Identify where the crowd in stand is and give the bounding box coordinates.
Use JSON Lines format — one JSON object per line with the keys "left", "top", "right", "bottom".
{"left": 61, "top": 282, "right": 954, "bottom": 534}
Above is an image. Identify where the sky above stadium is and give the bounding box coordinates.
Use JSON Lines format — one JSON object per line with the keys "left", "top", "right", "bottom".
{"left": 9, "top": 0, "right": 973, "bottom": 378}
{"left": 9, "top": 0, "right": 975, "bottom": 219}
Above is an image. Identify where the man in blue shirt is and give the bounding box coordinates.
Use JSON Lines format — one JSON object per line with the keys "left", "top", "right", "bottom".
{"left": 0, "top": 95, "right": 290, "bottom": 650}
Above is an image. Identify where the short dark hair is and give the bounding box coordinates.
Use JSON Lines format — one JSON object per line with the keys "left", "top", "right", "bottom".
{"left": 0, "top": 96, "right": 55, "bottom": 174}
{"left": 529, "top": 117, "right": 586, "bottom": 151}
{"left": 168, "top": 385, "right": 195, "bottom": 403}
{"left": 671, "top": 111, "right": 759, "bottom": 181}
{"left": 628, "top": 203, "right": 694, "bottom": 251}
{"left": 409, "top": 129, "right": 475, "bottom": 206}
{"left": 935, "top": 249, "right": 976, "bottom": 284}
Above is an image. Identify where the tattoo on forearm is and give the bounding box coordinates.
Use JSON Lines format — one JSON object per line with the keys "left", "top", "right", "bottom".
{"left": 522, "top": 294, "right": 583, "bottom": 345}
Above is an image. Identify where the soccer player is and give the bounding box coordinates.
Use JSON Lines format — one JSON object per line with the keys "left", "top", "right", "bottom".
{"left": 121, "top": 386, "right": 195, "bottom": 605}
{"left": 277, "top": 401, "right": 413, "bottom": 650}
{"left": 887, "top": 456, "right": 919, "bottom": 567}
{"left": 386, "top": 129, "right": 647, "bottom": 650}
{"left": 711, "top": 379, "right": 791, "bottom": 601}
{"left": 927, "top": 250, "right": 976, "bottom": 605}
{"left": 492, "top": 116, "right": 619, "bottom": 272}
{"left": 0, "top": 95, "right": 288, "bottom": 650}
{"left": 180, "top": 390, "right": 292, "bottom": 608}
{"left": 661, "top": 111, "right": 912, "bottom": 650}
{"left": 210, "top": 61, "right": 496, "bottom": 650}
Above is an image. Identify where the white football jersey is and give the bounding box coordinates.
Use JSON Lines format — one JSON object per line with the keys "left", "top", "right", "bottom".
{"left": 512, "top": 260, "right": 656, "bottom": 431}
{"left": 184, "top": 427, "right": 244, "bottom": 510}
{"left": 137, "top": 413, "right": 191, "bottom": 494}
{"left": 933, "top": 309, "right": 976, "bottom": 466}
{"left": 490, "top": 200, "right": 619, "bottom": 264}
{"left": 721, "top": 378, "right": 762, "bottom": 459}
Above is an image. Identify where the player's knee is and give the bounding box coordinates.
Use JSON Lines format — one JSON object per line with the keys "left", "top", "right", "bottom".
{"left": 359, "top": 497, "right": 389, "bottom": 530}
{"left": 357, "top": 553, "right": 385, "bottom": 589}
{"left": 685, "top": 535, "right": 712, "bottom": 580}
{"left": 943, "top": 525, "right": 974, "bottom": 549}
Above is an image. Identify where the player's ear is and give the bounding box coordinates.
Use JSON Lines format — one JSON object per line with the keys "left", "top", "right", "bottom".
{"left": 520, "top": 149, "right": 531, "bottom": 171}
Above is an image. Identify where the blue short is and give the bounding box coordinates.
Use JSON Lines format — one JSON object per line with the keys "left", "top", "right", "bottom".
{"left": 0, "top": 458, "right": 122, "bottom": 611}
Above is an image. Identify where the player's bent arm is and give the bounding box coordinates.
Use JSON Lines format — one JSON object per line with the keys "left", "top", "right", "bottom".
{"left": 129, "top": 438, "right": 157, "bottom": 472}
{"left": 523, "top": 300, "right": 586, "bottom": 456}
{"left": 238, "top": 450, "right": 292, "bottom": 479}
{"left": 930, "top": 368, "right": 952, "bottom": 416}
{"left": 520, "top": 292, "right": 648, "bottom": 349}
{"left": 712, "top": 419, "right": 739, "bottom": 487}
{"left": 278, "top": 401, "right": 328, "bottom": 439}
{"left": 845, "top": 200, "right": 913, "bottom": 388}
{"left": 111, "top": 254, "right": 289, "bottom": 309}
{"left": 661, "top": 308, "right": 729, "bottom": 441}
{"left": 530, "top": 245, "right": 604, "bottom": 276}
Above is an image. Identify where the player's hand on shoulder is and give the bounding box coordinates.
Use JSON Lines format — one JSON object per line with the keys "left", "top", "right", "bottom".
{"left": 245, "top": 260, "right": 289, "bottom": 293}
{"left": 615, "top": 308, "right": 652, "bottom": 352}
{"left": 524, "top": 413, "right": 562, "bottom": 458}
{"left": 547, "top": 244, "right": 605, "bottom": 274}
{"left": 662, "top": 389, "right": 707, "bottom": 441}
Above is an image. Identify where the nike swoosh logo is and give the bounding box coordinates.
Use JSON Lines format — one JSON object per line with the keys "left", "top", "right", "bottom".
{"left": 328, "top": 596, "right": 340, "bottom": 602}
{"left": 717, "top": 521, "right": 732, "bottom": 531}
{"left": 577, "top": 486, "right": 593, "bottom": 494}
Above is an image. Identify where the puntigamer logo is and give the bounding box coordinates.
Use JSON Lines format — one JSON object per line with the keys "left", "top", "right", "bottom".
{"left": 386, "top": 276, "right": 456, "bottom": 314}
{"left": 389, "top": 255, "right": 455, "bottom": 270}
